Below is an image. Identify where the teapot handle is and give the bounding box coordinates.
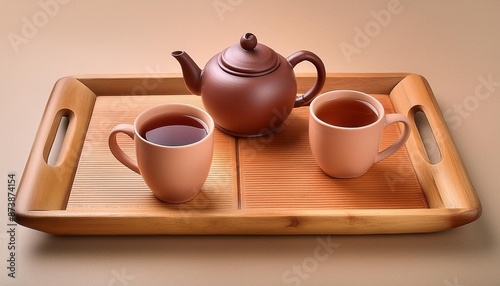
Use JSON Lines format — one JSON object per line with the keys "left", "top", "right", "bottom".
{"left": 287, "top": 51, "right": 326, "bottom": 107}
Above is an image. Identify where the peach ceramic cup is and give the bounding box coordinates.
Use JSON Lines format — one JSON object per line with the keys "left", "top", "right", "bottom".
{"left": 309, "top": 90, "right": 411, "bottom": 178}
{"left": 108, "top": 103, "right": 214, "bottom": 203}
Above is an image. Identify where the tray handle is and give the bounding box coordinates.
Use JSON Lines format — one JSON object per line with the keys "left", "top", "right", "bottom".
{"left": 390, "top": 74, "right": 481, "bottom": 218}
{"left": 16, "top": 77, "right": 96, "bottom": 212}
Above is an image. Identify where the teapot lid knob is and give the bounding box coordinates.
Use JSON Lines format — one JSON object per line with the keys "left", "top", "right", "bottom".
{"left": 240, "top": 33, "right": 258, "bottom": 50}
{"left": 219, "top": 32, "right": 280, "bottom": 77}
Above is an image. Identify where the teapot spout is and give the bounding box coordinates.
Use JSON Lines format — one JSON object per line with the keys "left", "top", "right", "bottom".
{"left": 172, "top": 51, "right": 202, "bottom": 95}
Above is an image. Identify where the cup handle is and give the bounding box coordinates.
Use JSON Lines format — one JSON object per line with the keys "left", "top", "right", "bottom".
{"left": 108, "top": 124, "right": 140, "bottom": 174}
{"left": 287, "top": 50, "right": 326, "bottom": 107}
{"left": 375, "top": 114, "right": 411, "bottom": 163}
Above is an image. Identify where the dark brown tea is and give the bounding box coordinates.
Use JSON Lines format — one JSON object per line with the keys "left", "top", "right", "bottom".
{"left": 140, "top": 114, "right": 208, "bottom": 146}
{"left": 315, "top": 98, "right": 379, "bottom": 128}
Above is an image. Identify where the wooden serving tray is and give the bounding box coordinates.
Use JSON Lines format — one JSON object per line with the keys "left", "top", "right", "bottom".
{"left": 15, "top": 73, "right": 481, "bottom": 235}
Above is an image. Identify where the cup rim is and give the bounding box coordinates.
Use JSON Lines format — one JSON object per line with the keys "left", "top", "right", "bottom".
{"left": 310, "top": 90, "right": 384, "bottom": 130}
{"left": 133, "top": 103, "right": 215, "bottom": 148}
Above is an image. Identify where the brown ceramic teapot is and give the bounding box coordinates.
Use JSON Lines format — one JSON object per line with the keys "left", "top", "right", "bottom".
{"left": 172, "top": 32, "right": 326, "bottom": 137}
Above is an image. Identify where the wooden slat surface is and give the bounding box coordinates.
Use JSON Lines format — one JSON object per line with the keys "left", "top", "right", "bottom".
{"left": 239, "top": 95, "right": 427, "bottom": 209}
{"left": 68, "top": 94, "right": 427, "bottom": 212}
{"left": 67, "top": 95, "right": 238, "bottom": 211}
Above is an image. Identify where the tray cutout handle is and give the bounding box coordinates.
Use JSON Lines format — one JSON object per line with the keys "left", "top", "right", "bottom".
{"left": 15, "top": 77, "right": 96, "bottom": 212}
{"left": 45, "top": 110, "right": 72, "bottom": 166}
{"left": 390, "top": 74, "right": 481, "bottom": 219}
{"left": 412, "top": 107, "right": 442, "bottom": 165}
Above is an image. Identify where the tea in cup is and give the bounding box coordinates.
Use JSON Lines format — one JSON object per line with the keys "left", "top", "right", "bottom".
{"left": 108, "top": 103, "right": 214, "bottom": 203}
{"left": 309, "top": 90, "right": 411, "bottom": 178}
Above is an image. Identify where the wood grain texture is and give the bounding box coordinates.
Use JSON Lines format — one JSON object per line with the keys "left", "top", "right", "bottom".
{"left": 14, "top": 73, "right": 481, "bottom": 235}
{"left": 389, "top": 74, "right": 481, "bottom": 221}
{"left": 15, "top": 77, "right": 96, "bottom": 211}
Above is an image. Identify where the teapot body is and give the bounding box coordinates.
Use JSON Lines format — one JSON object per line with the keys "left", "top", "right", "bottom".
{"left": 200, "top": 54, "right": 297, "bottom": 136}
{"left": 172, "top": 33, "right": 326, "bottom": 137}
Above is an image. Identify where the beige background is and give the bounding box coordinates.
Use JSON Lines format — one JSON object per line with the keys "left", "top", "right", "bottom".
{"left": 1, "top": 0, "right": 499, "bottom": 285}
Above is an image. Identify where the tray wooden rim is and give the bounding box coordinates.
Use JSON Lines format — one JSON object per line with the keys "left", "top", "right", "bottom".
{"left": 14, "top": 73, "right": 481, "bottom": 235}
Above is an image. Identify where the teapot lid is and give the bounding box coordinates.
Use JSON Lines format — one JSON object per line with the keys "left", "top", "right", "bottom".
{"left": 218, "top": 33, "right": 280, "bottom": 77}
